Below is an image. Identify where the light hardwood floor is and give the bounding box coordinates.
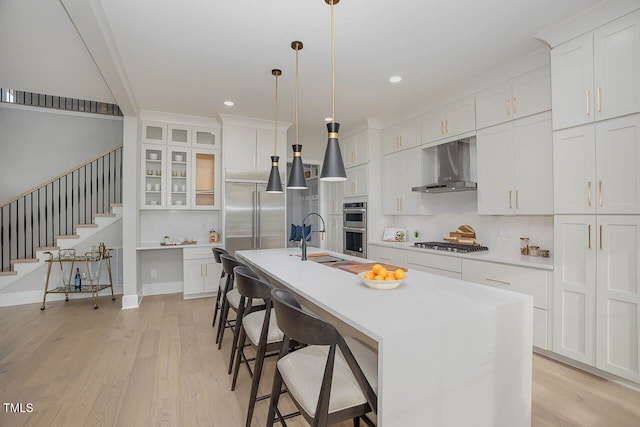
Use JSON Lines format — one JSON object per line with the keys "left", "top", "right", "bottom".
{"left": 0, "top": 293, "right": 639, "bottom": 427}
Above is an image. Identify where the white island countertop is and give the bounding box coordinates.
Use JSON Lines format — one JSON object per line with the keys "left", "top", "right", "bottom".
{"left": 236, "top": 247, "right": 533, "bottom": 427}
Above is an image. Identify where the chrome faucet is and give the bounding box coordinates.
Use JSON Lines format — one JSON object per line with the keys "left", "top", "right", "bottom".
{"left": 301, "top": 212, "right": 326, "bottom": 261}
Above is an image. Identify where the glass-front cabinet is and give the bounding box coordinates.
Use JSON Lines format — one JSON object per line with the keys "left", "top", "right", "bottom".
{"left": 192, "top": 149, "right": 219, "bottom": 209}
{"left": 141, "top": 144, "right": 166, "bottom": 209}
{"left": 193, "top": 127, "right": 218, "bottom": 149}
{"left": 168, "top": 148, "right": 190, "bottom": 209}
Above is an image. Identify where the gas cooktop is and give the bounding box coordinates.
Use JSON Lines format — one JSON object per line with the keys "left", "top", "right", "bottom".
{"left": 413, "top": 241, "right": 489, "bottom": 253}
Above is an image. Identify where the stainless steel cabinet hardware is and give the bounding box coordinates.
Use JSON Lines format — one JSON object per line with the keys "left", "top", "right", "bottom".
{"left": 485, "top": 277, "right": 511, "bottom": 285}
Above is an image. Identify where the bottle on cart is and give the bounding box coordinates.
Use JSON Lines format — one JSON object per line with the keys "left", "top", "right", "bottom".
{"left": 74, "top": 268, "right": 81, "bottom": 291}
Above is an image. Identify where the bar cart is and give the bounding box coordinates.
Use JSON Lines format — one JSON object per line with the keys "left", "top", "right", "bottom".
{"left": 41, "top": 247, "right": 116, "bottom": 310}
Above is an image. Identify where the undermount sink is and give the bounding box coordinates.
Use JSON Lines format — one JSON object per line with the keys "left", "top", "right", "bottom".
{"left": 308, "top": 255, "right": 345, "bottom": 264}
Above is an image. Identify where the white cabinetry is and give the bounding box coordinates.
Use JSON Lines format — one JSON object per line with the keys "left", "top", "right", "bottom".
{"left": 382, "top": 117, "right": 421, "bottom": 155}
{"left": 554, "top": 115, "right": 640, "bottom": 214}
{"left": 421, "top": 97, "right": 476, "bottom": 145}
{"left": 477, "top": 112, "right": 553, "bottom": 215}
{"left": 325, "top": 215, "right": 343, "bottom": 253}
{"left": 462, "top": 259, "right": 551, "bottom": 349}
{"left": 183, "top": 247, "right": 221, "bottom": 299}
{"left": 142, "top": 121, "right": 167, "bottom": 144}
{"left": 476, "top": 67, "right": 551, "bottom": 130}
{"left": 381, "top": 147, "right": 429, "bottom": 215}
{"left": 141, "top": 144, "right": 167, "bottom": 209}
{"left": 344, "top": 165, "right": 368, "bottom": 198}
{"left": 406, "top": 251, "right": 462, "bottom": 279}
{"left": 554, "top": 214, "right": 640, "bottom": 382}
{"left": 224, "top": 125, "right": 287, "bottom": 173}
{"left": 324, "top": 180, "right": 344, "bottom": 215}
{"left": 367, "top": 244, "right": 407, "bottom": 267}
{"left": 551, "top": 10, "right": 640, "bottom": 130}
{"left": 167, "top": 147, "right": 190, "bottom": 209}
{"left": 342, "top": 130, "right": 369, "bottom": 168}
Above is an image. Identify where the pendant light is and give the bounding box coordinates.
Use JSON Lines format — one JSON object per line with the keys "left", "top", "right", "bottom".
{"left": 266, "top": 69, "right": 284, "bottom": 193}
{"left": 286, "top": 41, "right": 308, "bottom": 190}
{"left": 320, "top": 0, "right": 347, "bottom": 181}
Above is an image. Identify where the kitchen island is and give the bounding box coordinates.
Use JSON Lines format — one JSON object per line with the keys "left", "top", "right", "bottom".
{"left": 236, "top": 247, "right": 533, "bottom": 427}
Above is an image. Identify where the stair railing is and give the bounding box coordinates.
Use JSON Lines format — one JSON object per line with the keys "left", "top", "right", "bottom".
{"left": 0, "top": 145, "right": 123, "bottom": 272}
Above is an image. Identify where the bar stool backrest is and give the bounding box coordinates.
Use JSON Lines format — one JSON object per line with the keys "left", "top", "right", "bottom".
{"left": 220, "top": 254, "right": 245, "bottom": 276}
{"left": 234, "top": 266, "right": 272, "bottom": 301}
{"left": 212, "top": 247, "right": 229, "bottom": 264}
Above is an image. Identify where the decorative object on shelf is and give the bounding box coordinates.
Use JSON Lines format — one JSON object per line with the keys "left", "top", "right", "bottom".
{"left": 287, "top": 41, "right": 308, "bottom": 190}
{"left": 520, "top": 237, "right": 530, "bottom": 255}
{"left": 320, "top": 0, "right": 347, "bottom": 182}
{"left": 414, "top": 230, "right": 420, "bottom": 239}
{"left": 210, "top": 229, "right": 219, "bottom": 243}
{"left": 529, "top": 245, "right": 540, "bottom": 257}
{"left": 266, "top": 69, "right": 284, "bottom": 193}
{"left": 540, "top": 249, "right": 550, "bottom": 258}
{"left": 382, "top": 227, "right": 407, "bottom": 242}
{"left": 163, "top": 235, "right": 170, "bottom": 244}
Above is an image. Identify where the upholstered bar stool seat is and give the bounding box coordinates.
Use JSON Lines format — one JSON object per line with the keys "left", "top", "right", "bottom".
{"left": 243, "top": 308, "right": 284, "bottom": 345}
{"left": 226, "top": 288, "right": 265, "bottom": 310}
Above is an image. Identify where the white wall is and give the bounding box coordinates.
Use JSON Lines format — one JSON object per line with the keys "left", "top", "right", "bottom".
{"left": 0, "top": 104, "right": 123, "bottom": 202}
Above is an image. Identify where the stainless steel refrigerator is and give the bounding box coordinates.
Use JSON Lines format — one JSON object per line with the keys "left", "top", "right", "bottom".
{"left": 224, "top": 181, "right": 286, "bottom": 255}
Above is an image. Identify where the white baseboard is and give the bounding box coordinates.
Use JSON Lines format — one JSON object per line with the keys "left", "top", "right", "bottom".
{"left": 0, "top": 286, "right": 123, "bottom": 308}
{"left": 142, "top": 281, "right": 183, "bottom": 297}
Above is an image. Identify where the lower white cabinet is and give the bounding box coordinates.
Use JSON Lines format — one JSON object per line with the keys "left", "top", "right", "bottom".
{"left": 183, "top": 247, "right": 221, "bottom": 299}
{"left": 462, "top": 259, "right": 551, "bottom": 350}
{"left": 554, "top": 215, "right": 640, "bottom": 382}
{"left": 407, "top": 251, "right": 462, "bottom": 279}
{"left": 367, "top": 244, "right": 407, "bottom": 267}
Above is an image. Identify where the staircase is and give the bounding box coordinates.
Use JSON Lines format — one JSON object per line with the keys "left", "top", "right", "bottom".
{"left": 0, "top": 145, "right": 123, "bottom": 291}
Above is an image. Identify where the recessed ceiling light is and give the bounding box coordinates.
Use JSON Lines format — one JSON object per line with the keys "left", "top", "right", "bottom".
{"left": 324, "top": 117, "right": 333, "bottom": 122}
{"left": 224, "top": 101, "right": 235, "bottom": 107}
{"left": 389, "top": 76, "right": 402, "bottom": 83}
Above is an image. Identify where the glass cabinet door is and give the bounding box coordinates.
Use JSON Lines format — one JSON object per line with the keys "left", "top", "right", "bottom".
{"left": 142, "top": 145, "right": 165, "bottom": 208}
{"left": 142, "top": 121, "right": 166, "bottom": 144}
{"left": 168, "top": 148, "right": 190, "bottom": 209}
{"left": 192, "top": 127, "right": 218, "bottom": 149}
{"left": 168, "top": 124, "right": 191, "bottom": 146}
{"left": 192, "top": 149, "right": 219, "bottom": 209}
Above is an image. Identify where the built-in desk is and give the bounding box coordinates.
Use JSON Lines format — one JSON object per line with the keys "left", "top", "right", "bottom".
{"left": 237, "top": 247, "right": 533, "bottom": 427}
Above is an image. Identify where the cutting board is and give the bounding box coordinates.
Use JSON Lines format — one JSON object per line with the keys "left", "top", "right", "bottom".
{"left": 337, "top": 262, "right": 408, "bottom": 275}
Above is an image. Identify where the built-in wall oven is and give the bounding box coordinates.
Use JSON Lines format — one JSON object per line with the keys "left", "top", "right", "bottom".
{"left": 343, "top": 202, "right": 367, "bottom": 258}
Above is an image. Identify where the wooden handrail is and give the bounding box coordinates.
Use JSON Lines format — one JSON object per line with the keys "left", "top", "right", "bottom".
{"left": 0, "top": 144, "right": 123, "bottom": 208}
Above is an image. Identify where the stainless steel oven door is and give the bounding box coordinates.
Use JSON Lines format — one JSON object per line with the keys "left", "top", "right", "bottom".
{"left": 343, "top": 227, "right": 367, "bottom": 258}
{"left": 343, "top": 208, "right": 366, "bottom": 228}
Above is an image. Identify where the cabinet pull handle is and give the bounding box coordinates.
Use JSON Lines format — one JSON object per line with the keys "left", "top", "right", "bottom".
{"left": 588, "top": 224, "right": 592, "bottom": 249}
{"left": 204, "top": 264, "right": 207, "bottom": 276}
{"left": 600, "top": 224, "right": 603, "bottom": 250}
{"left": 586, "top": 90, "right": 590, "bottom": 116}
{"left": 513, "top": 97, "right": 518, "bottom": 114}
{"left": 400, "top": 197, "right": 403, "bottom": 212}
{"left": 509, "top": 190, "right": 512, "bottom": 209}
{"left": 399, "top": 135, "right": 403, "bottom": 147}
{"left": 194, "top": 252, "right": 210, "bottom": 255}
{"left": 441, "top": 121, "right": 445, "bottom": 135}
{"left": 516, "top": 189, "right": 519, "bottom": 209}
{"left": 597, "top": 87, "right": 601, "bottom": 112}
{"left": 506, "top": 99, "right": 511, "bottom": 115}
{"left": 397, "top": 198, "right": 400, "bottom": 212}
{"left": 445, "top": 120, "right": 449, "bottom": 134}
{"left": 485, "top": 277, "right": 511, "bottom": 285}
{"left": 599, "top": 180, "right": 603, "bottom": 206}
{"left": 587, "top": 181, "right": 592, "bottom": 207}
{"left": 201, "top": 264, "right": 204, "bottom": 277}
{"left": 379, "top": 256, "right": 391, "bottom": 261}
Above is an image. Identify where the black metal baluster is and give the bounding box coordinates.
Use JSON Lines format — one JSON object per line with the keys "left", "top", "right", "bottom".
{"left": 44, "top": 185, "right": 49, "bottom": 247}
{"left": 58, "top": 178, "right": 61, "bottom": 245}
{"left": 31, "top": 193, "right": 34, "bottom": 253}
{"left": 1, "top": 206, "right": 4, "bottom": 271}
{"left": 22, "top": 196, "right": 26, "bottom": 259}
{"left": 107, "top": 152, "right": 111, "bottom": 210}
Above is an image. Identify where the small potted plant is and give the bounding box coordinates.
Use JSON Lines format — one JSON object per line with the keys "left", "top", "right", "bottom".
{"left": 163, "top": 235, "right": 171, "bottom": 245}
{"left": 413, "top": 230, "right": 420, "bottom": 242}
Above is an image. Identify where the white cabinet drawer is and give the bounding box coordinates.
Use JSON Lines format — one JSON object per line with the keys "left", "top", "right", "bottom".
{"left": 533, "top": 307, "right": 548, "bottom": 350}
{"left": 407, "top": 263, "right": 462, "bottom": 280}
{"left": 368, "top": 245, "right": 407, "bottom": 267}
{"left": 407, "top": 251, "right": 462, "bottom": 273}
{"left": 461, "top": 259, "right": 549, "bottom": 309}
{"left": 183, "top": 247, "right": 215, "bottom": 260}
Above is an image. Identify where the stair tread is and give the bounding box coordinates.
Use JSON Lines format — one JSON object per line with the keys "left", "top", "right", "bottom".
{"left": 35, "top": 246, "right": 60, "bottom": 251}
{"left": 110, "top": 203, "right": 123, "bottom": 207}
{"left": 55, "top": 234, "right": 80, "bottom": 239}
{"left": 94, "top": 213, "right": 116, "bottom": 218}
{"left": 76, "top": 224, "right": 99, "bottom": 228}
{"left": 10, "top": 258, "right": 39, "bottom": 264}
{"left": 0, "top": 271, "right": 18, "bottom": 276}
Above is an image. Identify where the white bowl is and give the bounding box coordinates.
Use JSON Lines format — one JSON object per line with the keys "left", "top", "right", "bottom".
{"left": 148, "top": 153, "right": 159, "bottom": 160}
{"left": 357, "top": 271, "right": 406, "bottom": 290}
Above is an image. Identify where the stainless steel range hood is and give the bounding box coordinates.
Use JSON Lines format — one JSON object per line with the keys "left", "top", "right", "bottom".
{"left": 412, "top": 138, "right": 477, "bottom": 193}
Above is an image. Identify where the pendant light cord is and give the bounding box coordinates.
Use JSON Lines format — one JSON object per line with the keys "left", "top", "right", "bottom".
{"left": 330, "top": 0, "right": 336, "bottom": 122}
{"left": 295, "top": 45, "right": 300, "bottom": 146}
{"left": 274, "top": 72, "right": 279, "bottom": 155}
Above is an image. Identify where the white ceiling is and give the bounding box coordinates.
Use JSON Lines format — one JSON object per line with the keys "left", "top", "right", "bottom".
{"left": 3, "top": 0, "right": 603, "bottom": 138}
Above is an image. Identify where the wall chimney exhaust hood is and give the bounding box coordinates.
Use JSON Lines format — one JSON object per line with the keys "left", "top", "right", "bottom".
{"left": 412, "top": 138, "right": 477, "bottom": 193}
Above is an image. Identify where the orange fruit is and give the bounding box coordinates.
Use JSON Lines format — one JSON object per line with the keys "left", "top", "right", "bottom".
{"left": 378, "top": 267, "right": 388, "bottom": 277}
{"left": 386, "top": 270, "right": 395, "bottom": 278}
{"left": 372, "top": 264, "right": 383, "bottom": 274}
{"left": 394, "top": 269, "right": 406, "bottom": 280}
{"left": 364, "top": 271, "right": 375, "bottom": 280}
{"left": 384, "top": 275, "right": 395, "bottom": 281}
{"left": 374, "top": 274, "right": 385, "bottom": 281}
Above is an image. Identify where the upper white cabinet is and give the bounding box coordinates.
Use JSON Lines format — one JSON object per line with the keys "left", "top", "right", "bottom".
{"left": 192, "top": 127, "right": 218, "bottom": 149}
{"left": 224, "top": 125, "right": 287, "bottom": 173}
{"left": 551, "top": 10, "right": 640, "bottom": 130}
{"left": 382, "top": 117, "right": 421, "bottom": 155}
{"left": 421, "top": 99, "right": 476, "bottom": 145}
{"left": 382, "top": 147, "right": 430, "bottom": 215}
{"left": 421, "top": 97, "right": 476, "bottom": 145}
{"left": 191, "top": 149, "right": 220, "bottom": 210}
{"left": 554, "top": 114, "right": 640, "bottom": 214}
{"left": 142, "top": 121, "right": 167, "bottom": 144}
{"left": 344, "top": 165, "right": 368, "bottom": 198}
{"left": 325, "top": 215, "right": 343, "bottom": 253}
{"left": 342, "top": 130, "right": 369, "bottom": 168}
{"left": 141, "top": 144, "right": 167, "bottom": 209}
{"left": 476, "top": 67, "right": 551, "bottom": 130}
{"left": 477, "top": 112, "right": 553, "bottom": 215}
{"left": 168, "top": 124, "right": 191, "bottom": 146}
{"left": 323, "top": 180, "right": 344, "bottom": 215}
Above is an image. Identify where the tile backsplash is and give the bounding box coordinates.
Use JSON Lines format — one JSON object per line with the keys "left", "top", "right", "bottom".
{"left": 139, "top": 210, "right": 221, "bottom": 244}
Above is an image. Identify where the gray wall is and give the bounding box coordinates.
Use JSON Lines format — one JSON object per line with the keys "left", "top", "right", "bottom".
{"left": 0, "top": 105, "right": 123, "bottom": 203}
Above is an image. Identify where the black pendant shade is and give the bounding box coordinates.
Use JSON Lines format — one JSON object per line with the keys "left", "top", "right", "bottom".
{"left": 287, "top": 144, "right": 308, "bottom": 189}
{"left": 266, "top": 155, "right": 283, "bottom": 193}
{"left": 320, "top": 122, "right": 347, "bottom": 181}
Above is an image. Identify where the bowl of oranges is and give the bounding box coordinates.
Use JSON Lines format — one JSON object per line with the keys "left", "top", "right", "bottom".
{"left": 358, "top": 264, "right": 407, "bottom": 290}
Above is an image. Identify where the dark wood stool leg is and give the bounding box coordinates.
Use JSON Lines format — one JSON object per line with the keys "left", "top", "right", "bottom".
{"left": 228, "top": 302, "right": 246, "bottom": 375}
{"left": 245, "top": 333, "right": 268, "bottom": 427}
{"left": 211, "top": 281, "right": 222, "bottom": 327}
{"left": 266, "top": 364, "right": 284, "bottom": 427}
{"left": 231, "top": 326, "right": 247, "bottom": 391}
{"left": 216, "top": 274, "right": 232, "bottom": 346}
